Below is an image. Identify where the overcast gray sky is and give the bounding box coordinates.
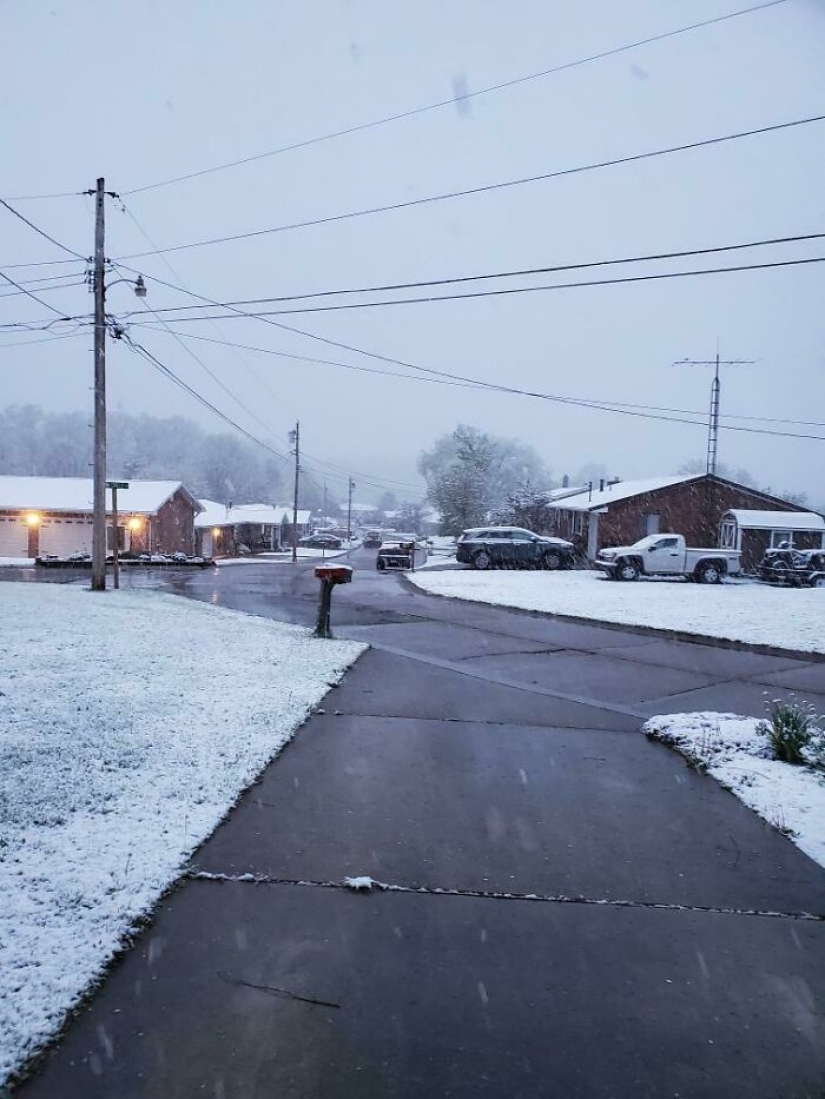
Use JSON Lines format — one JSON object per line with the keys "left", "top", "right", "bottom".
{"left": 2, "top": 0, "right": 824, "bottom": 503}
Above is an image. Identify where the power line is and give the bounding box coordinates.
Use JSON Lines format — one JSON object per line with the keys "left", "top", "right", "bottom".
{"left": 114, "top": 113, "right": 825, "bottom": 261}
{"left": 121, "top": 254, "right": 825, "bottom": 321}
{"left": 0, "top": 190, "right": 84, "bottom": 202}
{"left": 122, "top": 335, "right": 290, "bottom": 462}
{"left": 118, "top": 231, "right": 825, "bottom": 318}
{"left": 0, "top": 269, "right": 79, "bottom": 319}
{"left": 0, "top": 199, "right": 87, "bottom": 262}
{"left": 122, "top": 315, "right": 825, "bottom": 443}
{"left": 0, "top": 278, "right": 88, "bottom": 300}
{"left": 0, "top": 331, "right": 89, "bottom": 349}
{"left": 125, "top": 324, "right": 825, "bottom": 429}
{"left": 117, "top": 200, "right": 290, "bottom": 421}
{"left": 121, "top": 0, "right": 789, "bottom": 196}
{"left": 110, "top": 264, "right": 825, "bottom": 443}
{"left": 123, "top": 334, "right": 423, "bottom": 492}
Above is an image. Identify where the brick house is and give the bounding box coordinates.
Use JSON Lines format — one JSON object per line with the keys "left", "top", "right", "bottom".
{"left": 195, "top": 501, "right": 312, "bottom": 557}
{"left": 0, "top": 477, "right": 201, "bottom": 559}
{"left": 546, "top": 473, "right": 810, "bottom": 563}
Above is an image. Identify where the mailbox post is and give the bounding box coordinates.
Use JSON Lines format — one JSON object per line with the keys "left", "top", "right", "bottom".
{"left": 314, "top": 564, "right": 353, "bottom": 638}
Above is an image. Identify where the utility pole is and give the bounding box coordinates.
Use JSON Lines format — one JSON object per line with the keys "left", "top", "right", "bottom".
{"left": 322, "top": 482, "right": 328, "bottom": 527}
{"left": 673, "top": 351, "right": 754, "bottom": 474}
{"left": 289, "top": 421, "right": 300, "bottom": 563}
{"left": 91, "top": 177, "right": 107, "bottom": 591}
{"left": 347, "top": 477, "right": 355, "bottom": 542}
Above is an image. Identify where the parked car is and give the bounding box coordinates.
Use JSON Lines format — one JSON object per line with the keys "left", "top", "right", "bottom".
{"left": 456, "top": 527, "right": 575, "bottom": 571}
{"left": 595, "top": 534, "right": 741, "bottom": 583}
{"left": 363, "top": 530, "right": 383, "bottom": 548}
{"left": 299, "top": 533, "right": 343, "bottom": 550}
{"left": 376, "top": 533, "right": 428, "bottom": 571}
{"left": 758, "top": 547, "right": 825, "bottom": 587}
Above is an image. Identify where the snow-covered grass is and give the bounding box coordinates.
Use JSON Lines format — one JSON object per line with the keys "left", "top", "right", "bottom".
{"left": 0, "top": 582, "right": 365, "bottom": 1085}
{"left": 645, "top": 712, "right": 825, "bottom": 871}
{"left": 0, "top": 558, "right": 34, "bottom": 567}
{"left": 215, "top": 547, "right": 348, "bottom": 565}
{"left": 409, "top": 569, "right": 825, "bottom": 654}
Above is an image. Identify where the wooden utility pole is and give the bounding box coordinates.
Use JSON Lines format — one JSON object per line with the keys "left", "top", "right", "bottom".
{"left": 290, "top": 421, "right": 300, "bottom": 563}
{"left": 91, "top": 177, "right": 107, "bottom": 591}
{"left": 347, "top": 477, "right": 355, "bottom": 542}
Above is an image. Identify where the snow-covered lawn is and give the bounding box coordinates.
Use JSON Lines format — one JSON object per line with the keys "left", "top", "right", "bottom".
{"left": 215, "top": 547, "right": 348, "bottom": 565}
{"left": 409, "top": 569, "right": 825, "bottom": 654}
{"left": 645, "top": 713, "right": 825, "bottom": 871}
{"left": 0, "top": 583, "right": 364, "bottom": 1085}
{"left": 0, "top": 558, "right": 34, "bottom": 567}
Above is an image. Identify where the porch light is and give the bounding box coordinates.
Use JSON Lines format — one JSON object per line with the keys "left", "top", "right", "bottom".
{"left": 128, "top": 517, "right": 143, "bottom": 532}
{"left": 25, "top": 512, "right": 41, "bottom": 527}
{"left": 212, "top": 527, "right": 222, "bottom": 538}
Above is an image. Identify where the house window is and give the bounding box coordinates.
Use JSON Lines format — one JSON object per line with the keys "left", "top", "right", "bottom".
{"left": 770, "top": 530, "right": 794, "bottom": 548}
{"left": 719, "top": 520, "right": 737, "bottom": 549}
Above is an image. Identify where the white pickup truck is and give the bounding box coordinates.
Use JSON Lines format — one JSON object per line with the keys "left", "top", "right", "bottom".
{"left": 595, "top": 534, "right": 741, "bottom": 583}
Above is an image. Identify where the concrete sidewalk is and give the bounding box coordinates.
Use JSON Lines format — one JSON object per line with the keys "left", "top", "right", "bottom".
{"left": 13, "top": 564, "right": 825, "bottom": 1098}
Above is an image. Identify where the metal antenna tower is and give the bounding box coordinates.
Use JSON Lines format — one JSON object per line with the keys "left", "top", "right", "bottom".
{"left": 673, "top": 351, "right": 754, "bottom": 474}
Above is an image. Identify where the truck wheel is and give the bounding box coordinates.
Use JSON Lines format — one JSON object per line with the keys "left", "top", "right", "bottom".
{"left": 472, "top": 550, "right": 492, "bottom": 571}
{"left": 376, "top": 558, "right": 386, "bottom": 571}
{"left": 696, "top": 561, "right": 722, "bottom": 584}
{"left": 616, "top": 559, "right": 639, "bottom": 582}
{"left": 811, "top": 575, "right": 825, "bottom": 589}
{"left": 542, "top": 551, "right": 562, "bottom": 570}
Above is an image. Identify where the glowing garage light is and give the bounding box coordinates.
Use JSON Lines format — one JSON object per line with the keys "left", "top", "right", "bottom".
{"left": 127, "top": 517, "right": 143, "bottom": 532}
{"left": 25, "top": 512, "right": 41, "bottom": 527}
{"left": 212, "top": 527, "right": 222, "bottom": 538}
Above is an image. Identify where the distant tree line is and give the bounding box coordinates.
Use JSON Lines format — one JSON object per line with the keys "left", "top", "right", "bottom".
{"left": 0, "top": 404, "right": 336, "bottom": 510}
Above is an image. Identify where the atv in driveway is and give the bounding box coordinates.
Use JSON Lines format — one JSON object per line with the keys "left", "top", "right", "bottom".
{"left": 758, "top": 548, "right": 825, "bottom": 588}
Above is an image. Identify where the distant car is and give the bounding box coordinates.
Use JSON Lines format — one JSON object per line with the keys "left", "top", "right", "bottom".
{"left": 363, "top": 530, "right": 382, "bottom": 548}
{"left": 376, "top": 533, "right": 428, "bottom": 571}
{"left": 456, "top": 527, "right": 575, "bottom": 571}
{"left": 299, "top": 533, "right": 343, "bottom": 550}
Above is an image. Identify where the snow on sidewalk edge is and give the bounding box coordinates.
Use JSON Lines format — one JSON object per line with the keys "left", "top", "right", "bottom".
{"left": 645, "top": 712, "right": 825, "bottom": 872}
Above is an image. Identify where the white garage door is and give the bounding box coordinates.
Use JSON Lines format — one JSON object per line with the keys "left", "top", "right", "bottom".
{"left": 0, "top": 517, "right": 28, "bottom": 557}
{"left": 40, "top": 517, "right": 94, "bottom": 557}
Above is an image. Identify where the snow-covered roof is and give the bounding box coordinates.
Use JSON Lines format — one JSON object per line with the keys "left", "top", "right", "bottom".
{"left": 549, "top": 475, "right": 699, "bottom": 512}
{"left": 195, "top": 500, "right": 311, "bottom": 528}
{"left": 724, "top": 509, "right": 825, "bottom": 532}
{"left": 0, "top": 476, "right": 200, "bottom": 514}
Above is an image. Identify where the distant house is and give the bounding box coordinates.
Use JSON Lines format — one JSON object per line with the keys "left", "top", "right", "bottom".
{"left": 546, "top": 473, "right": 806, "bottom": 560}
{"left": 195, "top": 502, "right": 311, "bottom": 557}
{"left": 719, "top": 509, "right": 825, "bottom": 572}
{"left": 0, "top": 476, "right": 201, "bottom": 560}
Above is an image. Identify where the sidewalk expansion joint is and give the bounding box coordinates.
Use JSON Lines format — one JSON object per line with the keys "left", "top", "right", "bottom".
{"left": 187, "top": 870, "right": 825, "bottom": 923}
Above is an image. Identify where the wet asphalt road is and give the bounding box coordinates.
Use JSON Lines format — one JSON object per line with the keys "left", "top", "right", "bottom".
{"left": 12, "top": 550, "right": 825, "bottom": 1098}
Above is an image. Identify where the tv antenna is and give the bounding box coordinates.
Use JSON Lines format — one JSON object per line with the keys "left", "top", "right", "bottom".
{"left": 673, "top": 350, "right": 754, "bottom": 474}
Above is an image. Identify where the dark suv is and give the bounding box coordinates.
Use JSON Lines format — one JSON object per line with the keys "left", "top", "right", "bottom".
{"left": 456, "top": 527, "right": 575, "bottom": 571}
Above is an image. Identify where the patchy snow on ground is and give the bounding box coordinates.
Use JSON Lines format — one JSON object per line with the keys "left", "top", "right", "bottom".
{"left": 0, "top": 582, "right": 364, "bottom": 1085}
{"left": 0, "top": 558, "right": 34, "bottom": 567}
{"left": 409, "top": 569, "right": 825, "bottom": 654}
{"left": 215, "top": 547, "right": 348, "bottom": 566}
{"left": 645, "top": 712, "right": 825, "bottom": 871}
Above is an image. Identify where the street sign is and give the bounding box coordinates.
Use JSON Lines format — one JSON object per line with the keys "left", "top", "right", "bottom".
{"left": 106, "top": 481, "right": 129, "bottom": 490}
